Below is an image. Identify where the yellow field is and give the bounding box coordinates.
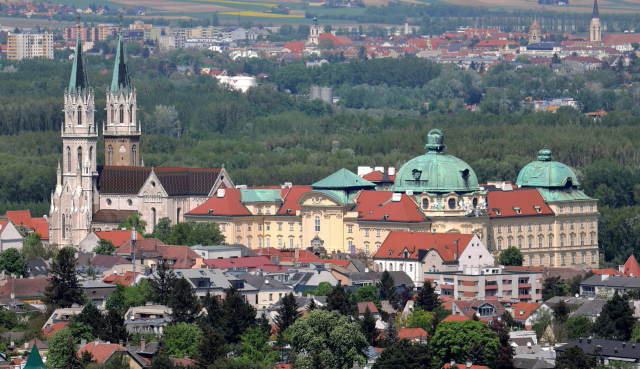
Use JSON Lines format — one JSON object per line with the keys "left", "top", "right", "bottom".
{"left": 218, "top": 10, "right": 305, "bottom": 16}
{"left": 195, "top": 0, "right": 275, "bottom": 7}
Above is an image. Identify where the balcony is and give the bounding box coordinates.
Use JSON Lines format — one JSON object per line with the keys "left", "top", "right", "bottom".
{"left": 484, "top": 285, "right": 498, "bottom": 290}
{"left": 518, "top": 283, "right": 531, "bottom": 288}
{"left": 440, "top": 284, "right": 454, "bottom": 289}
{"left": 518, "top": 294, "right": 531, "bottom": 299}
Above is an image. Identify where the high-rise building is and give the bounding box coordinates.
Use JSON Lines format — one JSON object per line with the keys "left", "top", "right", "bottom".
{"left": 589, "top": 0, "right": 601, "bottom": 42}
{"left": 7, "top": 32, "right": 53, "bottom": 60}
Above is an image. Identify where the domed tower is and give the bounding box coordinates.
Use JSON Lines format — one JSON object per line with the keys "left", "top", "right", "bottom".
{"left": 516, "top": 148, "right": 579, "bottom": 189}
{"left": 589, "top": 0, "right": 601, "bottom": 42}
{"left": 528, "top": 17, "right": 542, "bottom": 44}
{"left": 50, "top": 26, "right": 98, "bottom": 246}
{"left": 103, "top": 28, "right": 140, "bottom": 167}
{"left": 308, "top": 17, "right": 319, "bottom": 45}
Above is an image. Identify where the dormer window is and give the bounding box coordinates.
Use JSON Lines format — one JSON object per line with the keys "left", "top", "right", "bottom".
{"left": 513, "top": 207, "right": 521, "bottom": 215}
{"left": 403, "top": 250, "right": 409, "bottom": 258}
{"left": 533, "top": 206, "right": 541, "bottom": 214}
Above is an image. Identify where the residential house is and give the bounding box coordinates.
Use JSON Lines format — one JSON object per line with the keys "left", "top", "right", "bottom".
{"left": 357, "top": 302, "right": 379, "bottom": 319}
{"left": 124, "top": 305, "right": 171, "bottom": 334}
{"left": 25, "top": 259, "right": 48, "bottom": 277}
{"left": 76, "top": 254, "right": 130, "bottom": 277}
{"left": 4, "top": 209, "right": 48, "bottom": 245}
{"left": 18, "top": 339, "right": 48, "bottom": 355}
{"left": 580, "top": 274, "right": 640, "bottom": 297}
{"left": 41, "top": 322, "right": 68, "bottom": 338}
{"left": 78, "top": 229, "right": 143, "bottom": 252}
{"left": 115, "top": 239, "right": 202, "bottom": 270}
{"left": 203, "top": 256, "right": 276, "bottom": 271}
{"left": 0, "top": 278, "right": 49, "bottom": 306}
{"left": 103, "top": 271, "right": 143, "bottom": 286}
{"left": 80, "top": 280, "right": 116, "bottom": 308}
{"left": 509, "top": 302, "right": 541, "bottom": 327}
{"left": 240, "top": 272, "right": 292, "bottom": 309}
{"left": 43, "top": 307, "right": 84, "bottom": 329}
{"left": 163, "top": 268, "right": 259, "bottom": 306}
{"left": 0, "top": 221, "right": 24, "bottom": 252}
{"left": 513, "top": 358, "right": 554, "bottom": 369}
{"left": 555, "top": 338, "right": 640, "bottom": 367}
{"left": 190, "top": 244, "right": 257, "bottom": 259}
{"left": 569, "top": 299, "right": 608, "bottom": 321}
{"left": 450, "top": 299, "right": 504, "bottom": 319}
{"left": 76, "top": 341, "right": 145, "bottom": 369}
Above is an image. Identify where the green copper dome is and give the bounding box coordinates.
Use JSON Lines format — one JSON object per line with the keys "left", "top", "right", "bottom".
{"left": 516, "top": 148, "right": 579, "bottom": 188}
{"left": 392, "top": 129, "right": 479, "bottom": 193}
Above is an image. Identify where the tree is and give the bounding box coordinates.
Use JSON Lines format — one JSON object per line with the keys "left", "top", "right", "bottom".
{"left": 592, "top": 292, "right": 637, "bottom": 340}
{"left": 354, "top": 285, "right": 380, "bottom": 306}
{"left": 551, "top": 53, "right": 561, "bottom": 64}
{"left": 169, "top": 278, "right": 200, "bottom": 324}
{"left": 148, "top": 350, "right": 178, "bottom": 369}
{"left": 498, "top": 247, "right": 523, "bottom": 266}
{"left": 258, "top": 312, "right": 271, "bottom": 337}
{"left": 151, "top": 105, "right": 182, "bottom": 139}
{"left": 101, "top": 308, "right": 129, "bottom": 344}
{"left": 542, "top": 276, "right": 566, "bottom": 301}
{"left": 105, "top": 280, "right": 152, "bottom": 314}
{"left": 431, "top": 320, "right": 499, "bottom": 366}
{"left": 93, "top": 238, "right": 116, "bottom": 255}
{"left": 377, "top": 271, "right": 396, "bottom": 302}
{"left": 379, "top": 317, "right": 398, "bottom": 348}
{"left": 325, "top": 281, "right": 357, "bottom": 318}
{"left": 47, "top": 327, "right": 73, "bottom": 368}
{"left": 151, "top": 262, "right": 178, "bottom": 305}
{"left": 396, "top": 308, "right": 434, "bottom": 333}
{"left": 530, "top": 307, "right": 553, "bottom": 340}
{"left": 194, "top": 329, "right": 228, "bottom": 369}
{"left": 163, "top": 322, "right": 203, "bottom": 358}
{"left": 74, "top": 302, "right": 105, "bottom": 337}
{"left": 559, "top": 60, "right": 584, "bottom": 78}
{"left": 198, "top": 291, "right": 224, "bottom": 334}
{"left": 233, "top": 327, "right": 279, "bottom": 366}
{"left": 555, "top": 346, "right": 594, "bottom": 369}
{"left": 289, "top": 309, "right": 368, "bottom": 369}
{"left": 61, "top": 336, "right": 84, "bottom": 369}
{"left": 304, "top": 281, "right": 332, "bottom": 297}
{"left": 553, "top": 300, "right": 570, "bottom": 324}
{"left": 104, "top": 351, "right": 132, "bottom": 369}
{"left": 502, "top": 311, "right": 525, "bottom": 330}
{"left": 0, "top": 248, "right": 27, "bottom": 277}
{"left": 487, "top": 318, "right": 515, "bottom": 369}
{"left": 466, "top": 340, "right": 488, "bottom": 367}
{"left": 21, "top": 232, "right": 55, "bottom": 259}
{"left": 118, "top": 211, "right": 147, "bottom": 234}
{"left": 372, "top": 339, "right": 434, "bottom": 369}
{"left": 414, "top": 281, "right": 441, "bottom": 311}
{"left": 275, "top": 292, "right": 300, "bottom": 336}
{"left": 222, "top": 284, "right": 257, "bottom": 344}
{"left": 44, "top": 247, "right": 84, "bottom": 309}
{"left": 566, "top": 315, "right": 592, "bottom": 341}
{"left": 360, "top": 305, "right": 377, "bottom": 346}
{"left": 0, "top": 310, "right": 18, "bottom": 330}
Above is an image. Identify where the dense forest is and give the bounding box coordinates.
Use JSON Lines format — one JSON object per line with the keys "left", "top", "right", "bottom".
{"left": 0, "top": 48, "right": 639, "bottom": 266}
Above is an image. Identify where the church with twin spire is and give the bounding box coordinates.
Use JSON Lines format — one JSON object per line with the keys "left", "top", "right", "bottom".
{"left": 49, "top": 28, "right": 233, "bottom": 248}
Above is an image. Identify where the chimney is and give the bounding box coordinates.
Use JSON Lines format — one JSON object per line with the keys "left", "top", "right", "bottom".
{"left": 94, "top": 340, "right": 99, "bottom": 347}
{"left": 466, "top": 361, "right": 472, "bottom": 369}
{"left": 140, "top": 338, "right": 145, "bottom": 351}
{"left": 9, "top": 341, "right": 13, "bottom": 348}
{"left": 24, "top": 342, "right": 28, "bottom": 349}
{"left": 10, "top": 293, "right": 15, "bottom": 299}
{"left": 388, "top": 167, "right": 395, "bottom": 176}
{"left": 81, "top": 339, "right": 86, "bottom": 347}
{"left": 295, "top": 248, "right": 299, "bottom": 259}
{"left": 450, "top": 359, "right": 455, "bottom": 367}
{"left": 217, "top": 188, "right": 225, "bottom": 198}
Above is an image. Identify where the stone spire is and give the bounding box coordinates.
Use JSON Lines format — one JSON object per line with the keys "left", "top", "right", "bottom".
{"left": 111, "top": 29, "right": 131, "bottom": 91}
{"left": 592, "top": 0, "right": 599, "bottom": 19}
{"left": 68, "top": 22, "right": 88, "bottom": 92}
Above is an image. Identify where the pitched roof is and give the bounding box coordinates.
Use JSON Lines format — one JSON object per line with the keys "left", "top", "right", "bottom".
{"left": 203, "top": 256, "right": 276, "bottom": 270}
{"left": 282, "top": 41, "right": 304, "bottom": 53}
{"left": 92, "top": 210, "right": 135, "bottom": 224}
{"left": 23, "top": 345, "right": 45, "bottom": 369}
{"left": 186, "top": 188, "right": 250, "bottom": 216}
{"left": 397, "top": 327, "right": 427, "bottom": 339}
{"left": 311, "top": 169, "right": 376, "bottom": 190}
{"left": 97, "top": 166, "right": 221, "bottom": 195}
{"left": 252, "top": 248, "right": 318, "bottom": 259}
{"left": 116, "top": 242, "right": 198, "bottom": 269}
{"left": 621, "top": 255, "right": 640, "bottom": 277}
{"left": 239, "top": 273, "right": 290, "bottom": 290}
{"left": 357, "top": 301, "right": 378, "bottom": 314}
{"left": 77, "top": 342, "right": 125, "bottom": 363}
{"left": 373, "top": 231, "right": 474, "bottom": 261}
{"left": 442, "top": 314, "right": 471, "bottom": 322}
{"left": 510, "top": 302, "right": 540, "bottom": 321}
{"left": 102, "top": 271, "right": 140, "bottom": 286}
{"left": 94, "top": 229, "right": 143, "bottom": 247}
{"left": 443, "top": 364, "right": 490, "bottom": 369}
{"left": 361, "top": 170, "right": 395, "bottom": 183}
{"left": 41, "top": 322, "right": 68, "bottom": 338}
{"left": 23, "top": 338, "right": 48, "bottom": 350}
{"left": 602, "top": 33, "right": 640, "bottom": 46}
{"left": 34, "top": 221, "right": 49, "bottom": 240}
{"left": 486, "top": 189, "right": 553, "bottom": 218}
{"left": 355, "top": 191, "right": 429, "bottom": 223}
{"left": 0, "top": 278, "right": 48, "bottom": 299}
{"left": 90, "top": 254, "right": 129, "bottom": 269}
{"left": 116, "top": 238, "right": 166, "bottom": 253}
{"left": 277, "top": 185, "right": 312, "bottom": 215}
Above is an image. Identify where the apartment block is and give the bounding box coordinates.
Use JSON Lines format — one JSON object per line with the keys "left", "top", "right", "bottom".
{"left": 7, "top": 33, "right": 54, "bottom": 60}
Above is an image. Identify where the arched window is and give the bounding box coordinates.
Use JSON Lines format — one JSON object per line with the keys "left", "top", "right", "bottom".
{"left": 314, "top": 216, "right": 320, "bottom": 232}
{"left": 448, "top": 198, "right": 456, "bottom": 209}
{"left": 61, "top": 215, "right": 65, "bottom": 239}
{"left": 89, "top": 146, "right": 93, "bottom": 169}
{"left": 67, "top": 146, "right": 71, "bottom": 172}
{"left": 107, "top": 145, "right": 113, "bottom": 166}
{"left": 472, "top": 197, "right": 478, "bottom": 208}
{"left": 422, "top": 198, "right": 428, "bottom": 209}
{"left": 151, "top": 207, "right": 157, "bottom": 229}
{"left": 388, "top": 264, "right": 393, "bottom": 271}
{"left": 131, "top": 145, "right": 137, "bottom": 166}
{"left": 77, "top": 106, "right": 82, "bottom": 125}
{"left": 77, "top": 147, "right": 82, "bottom": 170}
{"left": 119, "top": 105, "right": 124, "bottom": 123}
{"left": 177, "top": 208, "right": 181, "bottom": 223}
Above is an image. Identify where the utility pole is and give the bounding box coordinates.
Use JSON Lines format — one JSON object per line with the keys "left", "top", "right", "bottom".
{"left": 131, "top": 227, "right": 136, "bottom": 286}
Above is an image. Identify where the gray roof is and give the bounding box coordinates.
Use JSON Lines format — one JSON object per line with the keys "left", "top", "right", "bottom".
{"left": 270, "top": 296, "right": 326, "bottom": 310}
{"left": 239, "top": 273, "right": 291, "bottom": 291}
{"left": 514, "top": 358, "right": 554, "bottom": 369}
{"left": 349, "top": 260, "right": 367, "bottom": 273}
{"left": 545, "top": 296, "right": 589, "bottom": 305}
{"left": 167, "top": 268, "right": 258, "bottom": 292}
{"left": 365, "top": 271, "right": 415, "bottom": 289}
{"left": 25, "top": 259, "right": 48, "bottom": 276}
{"left": 570, "top": 299, "right": 607, "bottom": 318}
{"left": 351, "top": 272, "right": 374, "bottom": 282}
{"left": 191, "top": 244, "right": 257, "bottom": 257}
{"left": 581, "top": 275, "right": 640, "bottom": 289}
{"left": 556, "top": 338, "right": 640, "bottom": 360}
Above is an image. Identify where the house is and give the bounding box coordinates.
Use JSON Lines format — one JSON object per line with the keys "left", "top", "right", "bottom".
{"left": 124, "top": 305, "right": 171, "bottom": 334}
{"left": 43, "top": 307, "right": 84, "bottom": 329}
{"left": 25, "top": 259, "right": 48, "bottom": 277}
{"left": 569, "top": 299, "right": 608, "bottom": 321}
{"left": 240, "top": 272, "right": 292, "bottom": 309}
{"left": 78, "top": 229, "right": 143, "bottom": 252}
{"left": 0, "top": 278, "right": 49, "bottom": 305}
{"left": 162, "top": 268, "right": 258, "bottom": 305}
{"left": 4, "top": 210, "right": 48, "bottom": 244}
{"left": 76, "top": 341, "right": 145, "bottom": 369}
{"left": 580, "top": 274, "right": 640, "bottom": 297}
{"left": 41, "top": 321, "right": 68, "bottom": 338}
{"left": 357, "top": 301, "right": 379, "bottom": 318}
{"left": 0, "top": 220, "right": 24, "bottom": 252}
{"left": 397, "top": 327, "right": 428, "bottom": 342}
{"left": 203, "top": 256, "right": 276, "bottom": 271}
{"left": 77, "top": 254, "right": 130, "bottom": 276}
{"left": 442, "top": 314, "right": 471, "bottom": 322}
{"left": 555, "top": 338, "right": 640, "bottom": 367}
{"left": 513, "top": 358, "right": 554, "bottom": 369}
{"left": 451, "top": 300, "right": 504, "bottom": 320}
{"left": 373, "top": 232, "right": 492, "bottom": 286}
{"left": 191, "top": 244, "right": 256, "bottom": 259}
{"left": 80, "top": 280, "right": 116, "bottom": 308}
{"left": 103, "top": 271, "right": 143, "bottom": 286}
{"left": 619, "top": 255, "right": 640, "bottom": 277}
{"left": 18, "top": 339, "right": 48, "bottom": 355}
{"left": 283, "top": 267, "right": 340, "bottom": 294}
{"left": 509, "top": 302, "right": 541, "bottom": 327}
{"left": 115, "top": 239, "right": 201, "bottom": 269}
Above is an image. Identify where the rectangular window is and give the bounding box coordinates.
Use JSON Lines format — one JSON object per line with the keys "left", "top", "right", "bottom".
{"left": 590, "top": 205, "right": 594, "bottom": 212}
{"left": 548, "top": 223, "right": 552, "bottom": 231}
{"left": 266, "top": 238, "right": 270, "bottom": 248}
{"left": 539, "top": 255, "right": 543, "bottom": 266}
{"left": 247, "top": 224, "right": 251, "bottom": 231}
{"left": 571, "top": 254, "right": 575, "bottom": 264}
{"left": 591, "top": 252, "right": 595, "bottom": 263}
{"left": 348, "top": 240, "right": 353, "bottom": 251}
{"left": 549, "top": 255, "right": 553, "bottom": 265}
{"left": 528, "top": 238, "right": 532, "bottom": 248}
{"left": 347, "top": 225, "right": 353, "bottom": 233}
{"left": 300, "top": 224, "right": 302, "bottom": 231}
{"left": 507, "top": 226, "right": 512, "bottom": 233}
{"left": 560, "top": 223, "right": 564, "bottom": 230}
{"left": 570, "top": 222, "right": 574, "bottom": 230}
{"left": 581, "top": 253, "right": 585, "bottom": 263}
{"left": 517, "top": 225, "right": 522, "bottom": 232}
{"left": 289, "top": 223, "right": 294, "bottom": 231}
{"left": 497, "top": 239, "right": 502, "bottom": 250}
{"left": 365, "top": 229, "right": 369, "bottom": 237}
{"left": 497, "top": 226, "right": 501, "bottom": 233}
{"left": 221, "top": 224, "right": 226, "bottom": 232}
{"left": 559, "top": 206, "right": 564, "bottom": 213}
{"left": 266, "top": 223, "right": 270, "bottom": 231}
{"left": 561, "top": 254, "right": 565, "bottom": 265}
{"left": 538, "top": 237, "right": 542, "bottom": 248}
{"left": 236, "top": 225, "right": 241, "bottom": 232}
{"left": 507, "top": 238, "right": 512, "bottom": 248}
{"left": 278, "top": 223, "right": 282, "bottom": 231}
{"left": 289, "top": 238, "right": 294, "bottom": 248}
{"left": 376, "top": 230, "right": 381, "bottom": 237}
{"left": 528, "top": 257, "right": 532, "bottom": 266}
{"left": 258, "top": 224, "right": 262, "bottom": 231}
{"left": 257, "top": 207, "right": 262, "bottom": 214}
{"left": 258, "top": 238, "right": 262, "bottom": 248}
{"left": 277, "top": 238, "right": 282, "bottom": 248}
{"left": 458, "top": 280, "right": 463, "bottom": 286}
{"left": 265, "top": 207, "right": 271, "bottom": 214}
{"left": 269, "top": 293, "right": 273, "bottom": 301}
{"left": 517, "top": 238, "right": 522, "bottom": 249}
{"left": 474, "top": 281, "right": 479, "bottom": 286}
{"left": 527, "top": 224, "right": 531, "bottom": 232}
{"left": 538, "top": 224, "right": 542, "bottom": 231}
{"left": 457, "top": 291, "right": 463, "bottom": 298}
{"left": 570, "top": 206, "right": 574, "bottom": 212}
{"left": 365, "top": 243, "right": 369, "bottom": 254}
{"left": 591, "top": 221, "right": 595, "bottom": 228}
{"left": 247, "top": 238, "right": 251, "bottom": 248}
{"left": 580, "top": 205, "right": 584, "bottom": 212}
{"left": 580, "top": 221, "right": 584, "bottom": 229}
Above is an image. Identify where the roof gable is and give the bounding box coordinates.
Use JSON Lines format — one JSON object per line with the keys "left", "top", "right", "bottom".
{"left": 94, "top": 229, "right": 143, "bottom": 247}
{"left": 311, "top": 169, "right": 376, "bottom": 190}
{"left": 486, "top": 188, "right": 553, "bottom": 218}
{"left": 186, "top": 188, "right": 250, "bottom": 216}
{"left": 97, "top": 166, "right": 221, "bottom": 196}
{"left": 355, "top": 191, "right": 429, "bottom": 223}
{"left": 373, "top": 231, "right": 474, "bottom": 261}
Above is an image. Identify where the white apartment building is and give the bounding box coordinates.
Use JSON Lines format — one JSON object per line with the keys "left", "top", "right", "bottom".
{"left": 7, "top": 32, "right": 54, "bottom": 60}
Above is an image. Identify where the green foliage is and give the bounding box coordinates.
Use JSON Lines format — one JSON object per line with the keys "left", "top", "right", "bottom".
{"left": 47, "top": 327, "right": 73, "bottom": 368}
{"left": 194, "top": 330, "right": 228, "bottom": 369}
{"left": 44, "top": 247, "right": 83, "bottom": 309}
{"left": 354, "top": 285, "right": 380, "bottom": 306}
{"left": 542, "top": 276, "right": 567, "bottom": 301}
{"left": 553, "top": 300, "right": 570, "bottom": 324}
{"left": 163, "top": 322, "right": 203, "bottom": 358}
{"left": 531, "top": 308, "right": 553, "bottom": 341}
{"left": 105, "top": 279, "right": 152, "bottom": 314}
{"left": 221, "top": 284, "right": 257, "bottom": 344}
{"left": 372, "top": 339, "right": 434, "bottom": 369}
{"left": 93, "top": 238, "right": 116, "bottom": 255}
{"left": 303, "top": 281, "right": 332, "bottom": 297}
{"left": 289, "top": 309, "right": 368, "bottom": 369}
{"left": 555, "top": 346, "right": 594, "bottom": 369}
{"left": 275, "top": 292, "right": 300, "bottom": 337}
{"left": 169, "top": 278, "right": 200, "bottom": 324}
{"left": 360, "top": 305, "right": 377, "bottom": 346}
{"left": 232, "top": 327, "right": 278, "bottom": 366}
{"left": 153, "top": 220, "right": 225, "bottom": 246}
{"left": 61, "top": 336, "right": 85, "bottom": 369}
{"left": 592, "top": 292, "right": 637, "bottom": 341}
{"left": 0, "top": 310, "right": 18, "bottom": 331}
{"left": 498, "top": 247, "right": 523, "bottom": 266}
{"left": 325, "top": 281, "right": 357, "bottom": 318}
{"left": 21, "top": 232, "right": 53, "bottom": 260}
{"left": 101, "top": 308, "right": 129, "bottom": 344}
{"left": 566, "top": 315, "right": 592, "bottom": 341}
{"left": 377, "top": 271, "right": 396, "bottom": 302}
{"left": 414, "top": 281, "right": 441, "bottom": 312}
{"left": 118, "top": 211, "right": 147, "bottom": 234}
{"left": 431, "top": 320, "right": 499, "bottom": 367}
{"left": 502, "top": 311, "right": 525, "bottom": 331}
{"left": 487, "top": 318, "right": 515, "bottom": 369}
{"left": 150, "top": 262, "right": 178, "bottom": 306}
{"left": 0, "top": 248, "right": 27, "bottom": 277}
{"left": 396, "top": 308, "right": 434, "bottom": 333}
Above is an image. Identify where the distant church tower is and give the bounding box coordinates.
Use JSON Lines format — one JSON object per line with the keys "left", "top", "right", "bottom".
{"left": 50, "top": 28, "right": 98, "bottom": 246}
{"left": 308, "top": 17, "right": 319, "bottom": 45}
{"left": 528, "top": 17, "right": 542, "bottom": 44}
{"left": 589, "top": 0, "right": 601, "bottom": 42}
{"left": 104, "top": 29, "right": 140, "bottom": 167}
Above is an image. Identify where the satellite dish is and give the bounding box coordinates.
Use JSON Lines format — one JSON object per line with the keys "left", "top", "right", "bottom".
{"left": 575, "top": 293, "right": 579, "bottom": 298}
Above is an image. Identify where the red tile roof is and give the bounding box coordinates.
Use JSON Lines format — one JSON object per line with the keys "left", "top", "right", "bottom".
{"left": 357, "top": 301, "right": 378, "bottom": 314}
{"left": 92, "top": 210, "right": 135, "bottom": 224}
{"left": 602, "top": 33, "right": 640, "bottom": 46}
{"left": 361, "top": 171, "right": 395, "bottom": 182}
{"left": 277, "top": 185, "right": 312, "bottom": 216}
{"left": 252, "top": 247, "right": 317, "bottom": 259}
{"left": 77, "top": 342, "right": 125, "bottom": 363}
{"left": 186, "top": 188, "right": 250, "bottom": 216}
{"left": 354, "top": 191, "right": 429, "bottom": 223}
{"left": 41, "top": 322, "right": 68, "bottom": 338}
{"left": 5, "top": 210, "right": 45, "bottom": 230}
{"left": 397, "top": 328, "right": 427, "bottom": 339}
{"left": 318, "top": 33, "right": 352, "bottom": 46}
{"left": 282, "top": 41, "right": 304, "bottom": 53}
{"left": 621, "top": 255, "right": 640, "bottom": 277}
{"left": 97, "top": 166, "right": 220, "bottom": 195}
{"left": 442, "top": 314, "right": 471, "bottom": 322}
{"left": 373, "top": 231, "right": 473, "bottom": 261}
{"left": 170, "top": 357, "right": 195, "bottom": 366}
{"left": 0, "top": 278, "right": 48, "bottom": 299}
{"left": 116, "top": 240, "right": 199, "bottom": 269}
{"left": 117, "top": 238, "right": 166, "bottom": 253}
{"left": 510, "top": 301, "right": 540, "bottom": 321}
{"left": 102, "top": 272, "right": 140, "bottom": 286}
{"left": 94, "top": 230, "right": 143, "bottom": 247}
{"left": 203, "top": 255, "right": 275, "bottom": 270}
{"left": 486, "top": 189, "right": 553, "bottom": 218}
{"left": 592, "top": 268, "right": 623, "bottom": 276}
{"left": 34, "top": 221, "right": 49, "bottom": 240}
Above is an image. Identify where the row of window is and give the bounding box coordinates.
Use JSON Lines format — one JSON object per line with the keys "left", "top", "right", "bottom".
{"left": 519, "top": 252, "right": 597, "bottom": 266}
{"left": 234, "top": 237, "right": 302, "bottom": 249}
{"left": 558, "top": 205, "right": 595, "bottom": 213}
{"left": 496, "top": 232, "right": 596, "bottom": 249}
{"left": 496, "top": 221, "right": 595, "bottom": 234}
{"left": 221, "top": 223, "right": 302, "bottom": 232}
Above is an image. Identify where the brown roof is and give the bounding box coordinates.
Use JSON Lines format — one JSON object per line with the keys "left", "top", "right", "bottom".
{"left": 0, "top": 278, "right": 48, "bottom": 299}
{"left": 97, "top": 166, "right": 221, "bottom": 195}
{"left": 92, "top": 210, "right": 135, "bottom": 224}
{"left": 602, "top": 33, "right": 640, "bottom": 46}
{"left": 116, "top": 240, "right": 198, "bottom": 269}
{"left": 77, "top": 342, "right": 125, "bottom": 363}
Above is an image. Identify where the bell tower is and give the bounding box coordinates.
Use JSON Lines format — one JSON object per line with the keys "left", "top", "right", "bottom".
{"left": 589, "top": 0, "right": 601, "bottom": 42}
{"left": 50, "top": 24, "right": 98, "bottom": 247}
{"left": 308, "top": 17, "right": 319, "bottom": 45}
{"left": 104, "top": 27, "right": 140, "bottom": 167}
{"left": 528, "top": 17, "right": 541, "bottom": 44}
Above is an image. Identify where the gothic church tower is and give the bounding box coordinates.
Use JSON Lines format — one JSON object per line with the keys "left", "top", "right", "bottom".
{"left": 589, "top": 0, "right": 601, "bottom": 42}
{"left": 528, "top": 17, "right": 541, "bottom": 44}
{"left": 104, "top": 29, "right": 140, "bottom": 167}
{"left": 50, "top": 29, "right": 98, "bottom": 246}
